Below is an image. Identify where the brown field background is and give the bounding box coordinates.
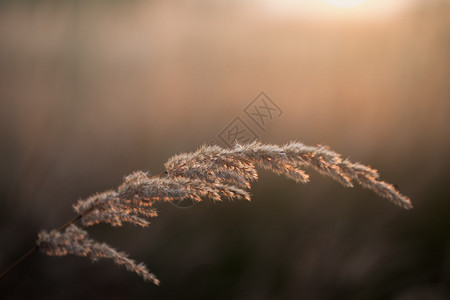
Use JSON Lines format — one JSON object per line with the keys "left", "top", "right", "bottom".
{"left": 1, "top": 0, "right": 449, "bottom": 299}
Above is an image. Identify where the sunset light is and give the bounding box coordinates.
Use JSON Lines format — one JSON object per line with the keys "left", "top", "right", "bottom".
{"left": 323, "top": 0, "right": 366, "bottom": 8}
{"left": 262, "top": 0, "right": 411, "bottom": 19}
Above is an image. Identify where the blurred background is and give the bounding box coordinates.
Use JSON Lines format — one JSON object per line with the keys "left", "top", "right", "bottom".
{"left": 1, "top": 0, "right": 449, "bottom": 299}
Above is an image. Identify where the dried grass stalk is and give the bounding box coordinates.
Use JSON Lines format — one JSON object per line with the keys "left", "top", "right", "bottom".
{"left": 1, "top": 141, "right": 412, "bottom": 284}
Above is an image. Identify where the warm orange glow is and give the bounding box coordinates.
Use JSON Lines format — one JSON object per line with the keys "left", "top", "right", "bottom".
{"left": 323, "top": 0, "right": 366, "bottom": 8}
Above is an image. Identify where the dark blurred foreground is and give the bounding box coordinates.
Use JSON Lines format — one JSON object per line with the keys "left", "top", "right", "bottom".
{"left": 0, "top": 0, "right": 449, "bottom": 299}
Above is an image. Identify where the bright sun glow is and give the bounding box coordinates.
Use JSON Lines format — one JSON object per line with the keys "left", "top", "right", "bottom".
{"left": 261, "top": 0, "right": 412, "bottom": 20}
{"left": 323, "top": 0, "right": 367, "bottom": 8}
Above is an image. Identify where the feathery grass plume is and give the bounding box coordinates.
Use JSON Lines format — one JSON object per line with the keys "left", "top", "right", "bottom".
{"left": 73, "top": 189, "right": 158, "bottom": 227}
{"left": 117, "top": 171, "right": 250, "bottom": 202}
{"left": 165, "top": 144, "right": 260, "bottom": 188}
{"left": 165, "top": 141, "right": 412, "bottom": 209}
{"left": 37, "top": 224, "right": 159, "bottom": 285}
{"left": 74, "top": 171, "right": 250, "bottom": 228}
{"left": 0, "top": 140, "right": 412, "bottom": 284}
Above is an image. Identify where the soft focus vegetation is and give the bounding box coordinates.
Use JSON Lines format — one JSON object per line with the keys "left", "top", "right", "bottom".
{"left": 0, "top": 0, "right": 449, "bottom": 299}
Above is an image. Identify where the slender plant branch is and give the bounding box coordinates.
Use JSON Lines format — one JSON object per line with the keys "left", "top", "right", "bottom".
{"left": 0, "top": 246, "right": 38, "bottom": 280}
{"left": 56, "top": 214, "right": 82, "bottom": 232}
{"left": 0, "top": 214, "right": 83, "bottom": 280}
